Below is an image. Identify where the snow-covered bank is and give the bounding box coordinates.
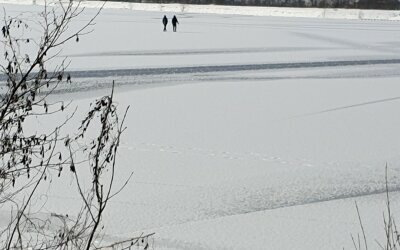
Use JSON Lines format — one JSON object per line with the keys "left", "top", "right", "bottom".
{"left": 1, "top": 0, "right": 400, "bottom": 20}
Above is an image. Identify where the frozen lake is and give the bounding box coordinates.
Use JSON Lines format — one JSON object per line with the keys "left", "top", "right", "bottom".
{"left": 2, "top": 2, "right": 400, "bottom": 249}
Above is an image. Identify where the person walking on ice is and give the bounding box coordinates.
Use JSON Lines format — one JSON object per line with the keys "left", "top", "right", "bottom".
{"left": 172, "top": 15, "right": 179, "bottom": 32}
{"left": 162, "top": 15, "right": 168, "bottom": 32}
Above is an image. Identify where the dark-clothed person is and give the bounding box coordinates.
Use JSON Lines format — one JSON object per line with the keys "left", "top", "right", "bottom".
{"left": 172, "top": 15, "right": 179, "bottom": 32}
{"left": 162, "top": 15, "right": 168, "bottom": 31}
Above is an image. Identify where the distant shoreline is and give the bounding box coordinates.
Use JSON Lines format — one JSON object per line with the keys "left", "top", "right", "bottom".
{"left": 104, "top": 0, "right": 400, "bottom": 10}
{"left": 1, "top": 0, "right": 400, "bottom": 20}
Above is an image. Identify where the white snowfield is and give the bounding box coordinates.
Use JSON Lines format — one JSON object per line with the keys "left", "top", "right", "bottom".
{"left": 1, "top": 0, "right": 400, "bottom": 20}
{"left": 1, "top": 1, "right": 400, "bottom": 249}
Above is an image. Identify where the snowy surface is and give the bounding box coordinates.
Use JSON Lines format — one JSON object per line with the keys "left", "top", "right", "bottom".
{"left": 2, "top": 2, "right": 400, "bottom": 249}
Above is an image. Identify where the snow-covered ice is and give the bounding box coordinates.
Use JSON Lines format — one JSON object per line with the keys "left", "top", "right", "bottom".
{"left": 1, "top": 2, "right": 400, "bottom": 249}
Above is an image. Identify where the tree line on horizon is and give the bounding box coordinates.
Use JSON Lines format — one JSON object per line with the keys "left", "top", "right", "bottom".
{"left": 104, "top": 0, "right": 399, "bottom": 9}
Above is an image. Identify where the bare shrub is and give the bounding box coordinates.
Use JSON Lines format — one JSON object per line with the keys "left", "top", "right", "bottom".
{"left": 352, "top": 165, "right": 400, "bottom": 250}
{"left": 0, "top": 1, "right": 153, "bottom": 249}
